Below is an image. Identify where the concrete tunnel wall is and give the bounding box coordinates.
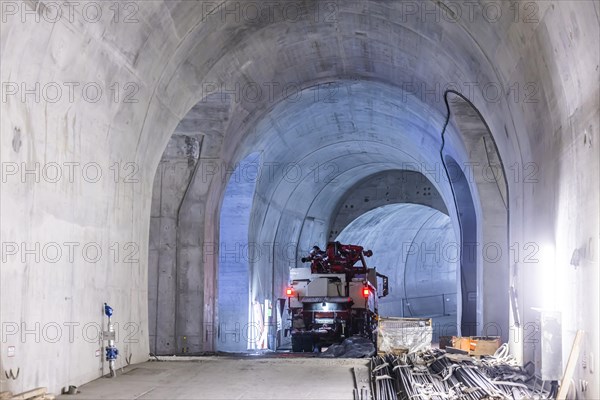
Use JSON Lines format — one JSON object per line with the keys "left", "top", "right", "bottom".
{"left": 216, "top": 153, "right": 259, "bottom": 353}
{"left": 244, "top": 82, "right": 461, "bottom": 338}
{"left": 328, "top": 170, "right": 448, "bottom": 240}
{"left": 148, "top": 134, "right": 202, "bottom": 355}
{"left": 1, "top": 1, "right": 598, "bottom": 396}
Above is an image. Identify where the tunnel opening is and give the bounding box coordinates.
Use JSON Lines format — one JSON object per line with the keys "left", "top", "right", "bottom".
{"left": 217, "top": 153, "right": 260, "bottom": 352}
{"left": 147, "top": 81, "right": 512, "bottom": 355}
{"left": 239, "top": 83, "right": 492, "bottom": 352}
{"left": 335, "top": 203, "right": 459, "bottom": 342}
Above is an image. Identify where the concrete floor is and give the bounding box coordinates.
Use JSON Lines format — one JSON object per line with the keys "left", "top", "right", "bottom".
{"left": 56, "top": 357, "right": 367, "bottom": 400}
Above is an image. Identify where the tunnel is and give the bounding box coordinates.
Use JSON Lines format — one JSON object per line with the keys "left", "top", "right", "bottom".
{"left": 335, "top": 203, "right": 459, "bottom": 338}
{"left": 1, "top": 1, "right": 598, "bottom": 398}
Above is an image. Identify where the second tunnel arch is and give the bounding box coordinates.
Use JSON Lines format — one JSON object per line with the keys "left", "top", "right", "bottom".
{"left": 237, "top": 87, "right": 511, "bottom": 348}
{"left": 327, "top": 169, "right": 449, "bottom": 240}
{"left": 335, "top": 203, "right": 459, "bottom": 341}
{"left": 441, "top": 92, "right": 510, "bottom": 340}
{"left": 148, "top": 82, "right": 512, "bottom": 353}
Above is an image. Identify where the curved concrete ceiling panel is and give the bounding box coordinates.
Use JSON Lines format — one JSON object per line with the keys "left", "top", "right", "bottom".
{"left": 335, "top": 203, "right": 457, "bottom": 319}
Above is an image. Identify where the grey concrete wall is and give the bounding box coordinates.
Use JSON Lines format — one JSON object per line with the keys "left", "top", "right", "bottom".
{"left": 0, "top": 1, "right": 178, "bottom": 393}
{"left": 148, "top": 97, "right": 233, "bottom": 356}
{"left": 447, "top": 97, "right": 509, "bottom": 341}
{"left": 335, "top": 204, "right": 457, "bottom": 322}
{"left": 216, "top": 154, "right": 258, "bottom": 352}
{"left": 329, "top": 170, "right": 448, "bottom": 240}
{"left": 1, "top": 0, "right": 598, "bottom": 396}
{"left": 148, "top": 134, "right": 201, "bottom": 355}
{"left": 444, "top": 156, "right": 478, "bottom": 337}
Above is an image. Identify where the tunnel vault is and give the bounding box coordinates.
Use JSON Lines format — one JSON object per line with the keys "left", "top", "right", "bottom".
{"left": 443, "top": 93, "right": 510, "bottom": 340}
{"left": 148, "top": 81, "right": 512, "bottom": 353}
{"left": 335, "top": 203, "right": 459, "bottom": 342}
{"left": 1, "top": 0, "right": 597, "bottom": 395}
{"left": 328, "top": 169, "right": 449, "bottom": 240}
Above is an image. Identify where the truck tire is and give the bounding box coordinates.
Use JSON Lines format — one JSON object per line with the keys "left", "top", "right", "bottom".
{"left": 292, "top": 333, "right": 314, "bottom": 352}
{"left": 291, "top": 335, "right": 302, "bottom": 352}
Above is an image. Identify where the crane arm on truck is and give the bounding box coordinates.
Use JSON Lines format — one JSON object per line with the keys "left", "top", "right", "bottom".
{"left": 286, "top": 241, "right": 389, "bottom": 352}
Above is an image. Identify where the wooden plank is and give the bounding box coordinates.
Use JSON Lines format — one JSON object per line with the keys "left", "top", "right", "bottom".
{"left": 452, "top": 336, "right": 471, "bottom": 352}
{"left": 451, "top": 336, "right": 500, "bottom": 356}
{"left": 9, "top": 387, "right": 46, "bottom": 400}
{"left": 471, "top": 337, "right": 500, "bottom": 356}
{"left": 556, "top": 330, "right": 584, "bottom": 400}
{"left": 0, "top": 392, "right": 13, "bottom": 400}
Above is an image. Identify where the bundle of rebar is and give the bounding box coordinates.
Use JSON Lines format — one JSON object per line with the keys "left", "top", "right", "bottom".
{"left": 370, "top": 356, "right": 398, "bottom": 400}
{"left": 372, "top": 349, "right": 549, "bottom": 400}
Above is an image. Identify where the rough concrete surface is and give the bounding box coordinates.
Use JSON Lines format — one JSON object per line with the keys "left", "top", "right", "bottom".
{"left": 56, "top": 357, "right": 365, "bottom": 400}
{"left": 1, "top": 0, "right": 598, "bottom": 398}
{"left": 336, "top": 203, "right": 458, "bottom": 341}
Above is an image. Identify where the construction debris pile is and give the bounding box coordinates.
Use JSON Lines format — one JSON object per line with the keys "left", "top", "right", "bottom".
{"left": 370, "top": 346, "right": 550, "bottom": 400}
{"left": 320, "top": 335, "right": 376, "bottom": 358}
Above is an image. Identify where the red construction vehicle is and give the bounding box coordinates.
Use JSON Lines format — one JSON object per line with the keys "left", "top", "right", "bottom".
{"left": 285, "top": 241, "right": 389, "bottom": 352}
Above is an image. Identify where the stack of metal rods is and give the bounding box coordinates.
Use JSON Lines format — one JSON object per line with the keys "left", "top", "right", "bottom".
{"left": 479, "top": 359, "right": 537, "bottom": 398}
{"left": 373, "top": 350, "right": 549, "bottom": 400}
{"left": 392, "top": 355, "right": 455, "bottom": 400}
{"left": 370, "top": 355, "right": 398, "bottom": 400}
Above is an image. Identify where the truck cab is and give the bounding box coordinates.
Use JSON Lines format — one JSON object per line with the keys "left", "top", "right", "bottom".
{"left": 286, "top": 242, "right": 389, "bottom": 352}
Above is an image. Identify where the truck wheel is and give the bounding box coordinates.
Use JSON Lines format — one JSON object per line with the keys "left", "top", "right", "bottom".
{"left": 304, "top": 336, "right": 315, "bottom": 352}
{"left": 291, "top": 335, "right": 302, "bottom": 352}
{"left": 292, "top": 334, "right": 314, "bottom": 352}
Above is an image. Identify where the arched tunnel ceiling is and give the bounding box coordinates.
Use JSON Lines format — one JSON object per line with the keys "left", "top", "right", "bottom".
{"left": 159, "top": 0, "right": 556, "bottom": 258}
{"left": 335, "top": 203, "right": 457, "bottom": 317}
{"left": 235, "top": 81, "right": 470, "bottom": 311}
{"left": 139, "top": 0, "right": 561, "bottom": 172}
{"left": 232, "top": 82, "right": 461, "bottom": 266}
{"left": 165, "top": 79, "right": 472, "bottom": 291}
{"left": 328, "top": 169, "right": 449, "bottom": 240}
{"left": 245, "top": 82, "right": 457, "bottom": 199}
{"left": 1, "top": 0, "right": 598, "bottom": 394}
{"left": 176, "top": 79, "right": 470, "bottom": 238}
